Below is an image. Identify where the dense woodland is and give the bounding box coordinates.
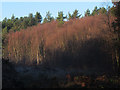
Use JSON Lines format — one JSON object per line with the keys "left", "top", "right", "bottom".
{"left": 1, "top": 2, "right": 120, "bottom": 88}
{"left": 2, "top": 3, "right": 119, "bottom": 71}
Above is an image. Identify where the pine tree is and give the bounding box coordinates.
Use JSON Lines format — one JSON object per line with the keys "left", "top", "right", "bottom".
{"left": 91, "top": 6, "right": 99, "bottom": 16}
{"left": 85, "top": 9, "right": 91, "bottom": 17}
{"left": 57, "top": 11, "right": 66, "bottom": 26}
{"left": 43, "top": 11, "right": 54, "bottom": 23}
{"left": 68, "top": 9, "right": 81, "bottom": 20}
{"left": 35, "top": 12, "right": 42, "bottom": 23}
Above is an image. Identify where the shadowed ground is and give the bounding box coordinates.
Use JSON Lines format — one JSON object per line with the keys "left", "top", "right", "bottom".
{"left": 2, "top": 59, "right": 120, "bottom": 88}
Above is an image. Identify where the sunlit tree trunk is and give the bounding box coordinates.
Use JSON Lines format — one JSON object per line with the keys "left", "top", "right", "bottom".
{"left": 37, "top": 50, "right": 40, "bottom": 65}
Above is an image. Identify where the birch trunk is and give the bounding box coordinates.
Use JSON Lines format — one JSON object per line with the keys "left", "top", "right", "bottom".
{"left": 37, "top": 51, "right": 39, "bottom": 65}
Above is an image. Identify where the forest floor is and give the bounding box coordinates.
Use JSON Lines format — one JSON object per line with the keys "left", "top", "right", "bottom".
{"left": 2, "top": 59, "right": 120, "bottom": 88}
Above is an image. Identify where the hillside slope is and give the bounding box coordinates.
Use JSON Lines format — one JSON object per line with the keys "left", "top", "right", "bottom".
{"left": 5, "top": 14, "right": 116, "bottom": 71}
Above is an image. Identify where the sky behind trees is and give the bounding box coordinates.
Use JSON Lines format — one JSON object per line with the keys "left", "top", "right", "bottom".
{"left": 1, "top": 2, "right": 113, "bottom": 21}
